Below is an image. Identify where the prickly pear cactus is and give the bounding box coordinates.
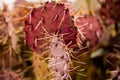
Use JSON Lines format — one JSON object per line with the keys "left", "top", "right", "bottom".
{"left": 24, "top": 1, "right": 77, "bottom": 80}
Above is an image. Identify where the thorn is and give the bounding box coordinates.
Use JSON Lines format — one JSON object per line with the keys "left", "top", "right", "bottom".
{"left": 79, "top": 23, "right": 89, "bottom": 29}
{"left": 44, "top": 71, "right": 54, "bottom": 79}
{"left": 77, "top": 69, "right": 86, "bottom": 72}
{"left": 28, "top": 25, "right": 32, "bottom": 31}
{"left": 73, "top": 6, "right": 82, "bottom": 15}
{"left": 22, "top": 8, "right": 33, "bottom": 19}
{"left": 89, "top": 23, "right": 93, "bottom": 30}
{"left": 77, "top": 27, "right": 86, "bottom": 40}
{"left": 48, "top": 60, "right": 65, "bottom": 67}
{"left": 113, "top": 44, "right": 120, "bottom": 48}
{"left": 35, "top": 37, "right": 50, "bottom": 49}
{"left": 40, "top": 32, "right": 51, "bottom": 37}
{"left": 72, "top": 60, "right": 86, "bottom": 65}
{"left": 39, "top": 42, "right": 49, "bottom": 48}
{"left": 48, "top": 58, "right": 56, "bottom": 65}
{"left": 64, "top": 63, "right": 68, "bottom": 71}
{"left": 29, "top": 14, "right": 32, "bottom": 25}
{"left": 96, "top": 31, "right": 101, "bottom": 39}
{"left": 69, "top": 66, "right": 80, "bottom": 72}
{"left": 58, "top": 9, "right": 66, "bottom": 29}
{"left": 53, "top": 15, "right": 58, "bottom": 21}
{"left": 26, "top": 0, "right": 35, "bottom": 7}
{"left": 86, "top": 41, "right": 90, "bottom": 47}
{"left": 52, "top": 3, "right": 57, "bottom": 9}
{"left": 113, "top": 48, "right": 120, "bottom": 54}
{"left": 41, "top": 49, "right": 49, "bottom": 55}
{"left": 69, "top": 74, "right": 72, "bottom": 80}
{"left": 41, "top": 57, "right": 51, "bottom": 62}
{"left": 106, "top": 60, "right": 115, "bottom": 68}
{"left": 75, "top": 46, "right": 88, "bottom": 51}
{"left": 78, "top": 15, "right": 85, "bottom": 18}
{"left": 60, "top": 33, "right": 70, "bottom": 37}
{"left": 18, "top": 65, "right": 33, "bottom": 76}
{"left": 63, "top": 32, "right": 76, "bottom": 41}
{"left": 77, "top": 73, "right": 87, "bottom": 77}
{"left": 34, "top": 37, "right": 38, "bottom": 47}
{"left": 69, "top": 53, "right": 80, "bottom": 61}
{"left": 66, "top": 41, "right": 72, "bottom": 47}
{"left": 34, "top": 18, "right": 43, "bottom": 30}
{"left": 37, "top": 36, "right": 50, "bottom": 41}
{"left": 77, "top": 37, "right": 83, "bottom": 48}
{"left": 77, "top": 51, "right": 89, "bottom": 57}
{"left": 41, "top": 26, "right": 51, "bottom": 36}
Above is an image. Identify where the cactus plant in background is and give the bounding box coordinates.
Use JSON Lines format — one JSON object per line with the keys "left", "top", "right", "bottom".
{"left": 75, "top": 15, "right": 104, "bottom": 49}
{"left": 100, "top": 0, "right": 120, "bottom": 24}
{"left": 0, "top": 69, "right": 21, "bottom": 80}
{"left": 0, "top": 4, "right": 21, "bottom": 80}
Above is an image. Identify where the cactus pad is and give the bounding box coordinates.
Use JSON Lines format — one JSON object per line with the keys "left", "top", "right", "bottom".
{"left": 24, "top": 1, "right": 77, "bottom": 54}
